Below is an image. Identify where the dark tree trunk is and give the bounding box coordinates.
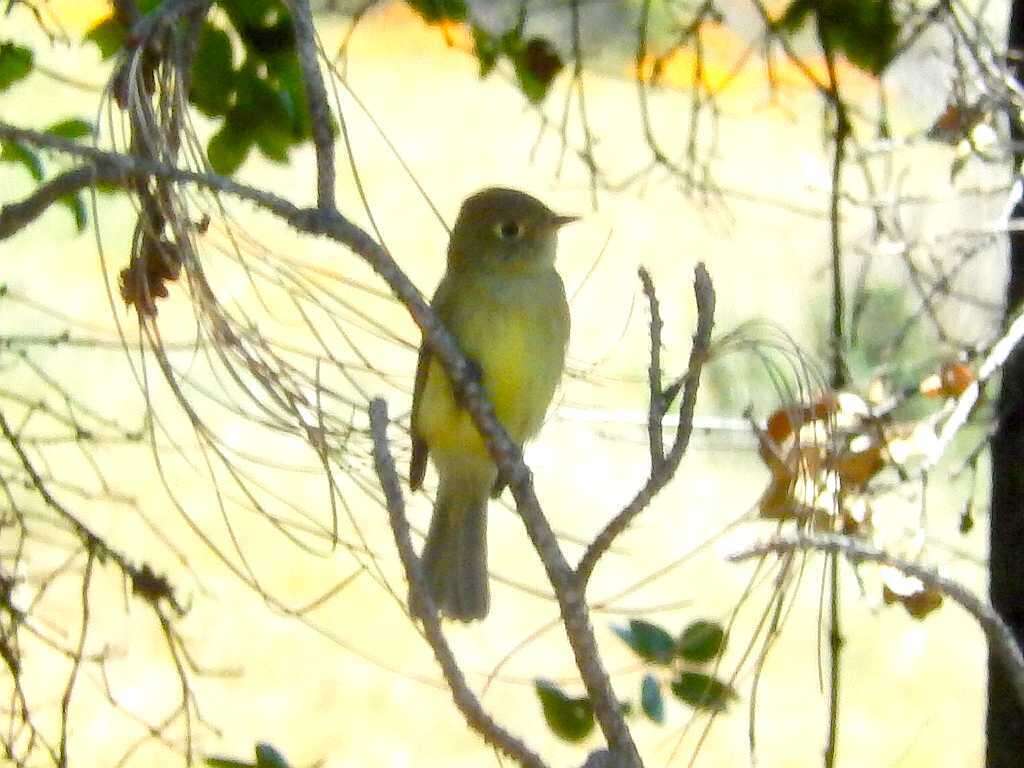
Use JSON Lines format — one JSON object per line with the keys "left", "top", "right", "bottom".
{"left": 987, "top": 3, "right": 1024, "bottom": 765}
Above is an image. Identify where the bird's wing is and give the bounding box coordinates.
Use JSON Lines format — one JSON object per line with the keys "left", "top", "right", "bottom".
{"left": 409, "top": 340, "right": 431, "bottom": 491}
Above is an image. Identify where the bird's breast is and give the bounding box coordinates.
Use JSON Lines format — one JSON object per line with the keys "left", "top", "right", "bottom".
{"left": 417, "top": 271, "right": 569, "bottom": 455}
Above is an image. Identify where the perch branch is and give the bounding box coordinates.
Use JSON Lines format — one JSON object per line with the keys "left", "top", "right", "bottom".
{"left": 0, "top": 121, "right": 641, "bottom": 764}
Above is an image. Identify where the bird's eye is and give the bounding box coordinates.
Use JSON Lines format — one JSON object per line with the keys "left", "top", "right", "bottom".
{"left": 495, "top": 220, "right": 523, "bottom": 240}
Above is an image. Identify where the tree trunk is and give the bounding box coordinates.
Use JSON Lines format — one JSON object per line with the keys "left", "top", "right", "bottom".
{"left": 987, "top": 3, "right": 1024, "bottom": 765}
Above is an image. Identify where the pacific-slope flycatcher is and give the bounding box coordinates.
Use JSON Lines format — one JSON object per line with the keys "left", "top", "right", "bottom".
{"left": 410, "top": 187, "right": 574, "bottom": 621}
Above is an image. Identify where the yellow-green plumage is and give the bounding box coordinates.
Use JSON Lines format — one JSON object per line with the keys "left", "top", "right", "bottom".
{"left": 410, "top": 188, "right": 572, "bottom": 621}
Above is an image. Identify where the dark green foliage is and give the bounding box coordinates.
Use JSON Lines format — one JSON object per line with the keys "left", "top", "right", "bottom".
{"left": 640, "top": 673, "right": 665, "bottom": 723}
{"left": 1, "top": 140, "right": 44, "bottom": 181}
{"left": 190, "top": 25, "right": 234, "bottom": 117}
{"left": 614, "top": 619, "right": 677, "bottom": 665}
{"left": 220, "top": 0, "right": 283, "bottom": 28}
{"left": 82, "top": 1, "right": 319, "bottom": 173}
{"left": 0, "top": 42, "right": 33, "bottom": 90}
{"left": 205, "top": 741, "right": 291, "bottom": 768}
{"left": 45, "top": 118, "right": 93, "bottom": 140}
{"left": 676, "top": 619, "right": 727, "bottom": 663}
{"left": 3, "top": 118, "right": 103, "bottom": 232}
{"left": 472, "top": 24, "right": 500, "bottom": 76}
{"left": 406, "top": 0, "right": 467, "bottom": 23}
{"left": 670, "top": 671, "right": 737, "bottom": 712}
{"left": 207, "top": 120, "right": 253, "bottom": 175}
{"left": 535, "top": 679, "right": 595, "bottom": 742}
{"left": 778, "top": 0, "right": 898, "bottom": 76}
{"left": 59, "top": 193, "right": 89, "bottom": 233}
{"left": 470, "top": 25, "right": 563, "bottom": 103}
{"left": 83, "top": 17, "right": 126, "bottom": 60}
{"left": 573, "top": 616, "right": 731, "bottom": 733}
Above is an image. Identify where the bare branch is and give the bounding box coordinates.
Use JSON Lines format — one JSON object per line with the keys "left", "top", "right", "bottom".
{"left": 0, "top": 165, "right": 124, "bottom": 240}
{"left": 368, "top": 399, "right": 548, "bottom": 768}
{"left": 577, "top": 263, "right": 715, "bottom": 586}
{"left": 727, "top": 533, "right": 1024, "bottom": 712}
{"left": 286, "top": 0, "right": 337, "bottom": 210}
{"left": 639, "top": 267, "right": 665, "bottom": 468}
{"left": 129, "top": 0, "right": 210, "bottom": 41}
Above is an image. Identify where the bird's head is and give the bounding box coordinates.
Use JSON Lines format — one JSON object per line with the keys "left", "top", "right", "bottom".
{"left": 447, "top": 187, "right": 577, "bottom": 274}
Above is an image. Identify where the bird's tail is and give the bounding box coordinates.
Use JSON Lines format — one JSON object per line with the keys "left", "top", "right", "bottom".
{"left": 416, "top": 472, "right": 491, "bottom": 622}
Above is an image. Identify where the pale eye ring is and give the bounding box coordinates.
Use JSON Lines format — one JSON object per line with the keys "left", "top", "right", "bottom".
{"left": 495, "top": 220, "right": 523, "bottom": 240}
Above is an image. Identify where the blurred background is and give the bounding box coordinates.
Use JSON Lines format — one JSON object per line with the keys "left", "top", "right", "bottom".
{"left": 1, "top": 0, "right": 1010, "bottom": 765}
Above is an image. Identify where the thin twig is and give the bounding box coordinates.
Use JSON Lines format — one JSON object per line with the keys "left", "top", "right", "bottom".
{"left": 818, "top": 23, "right": 850, "bottom": 767}
{"left": 638, "top": 267, "right": 665, "bottom": 468}
{"left": 286, "top": 0, "right": 337, "bottom": 210}
{"left": 367, "top": 400, "right": 548, "bottom": 768}
{"left": 727, "top": 533, "right": 1024, "bottom": 712}
{"left": 577, "top": 263, "right": 715, "bottom": 586}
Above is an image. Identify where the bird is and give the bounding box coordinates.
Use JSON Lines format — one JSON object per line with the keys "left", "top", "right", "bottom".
{"left": 409, "top": 187, "right": 575, "bottom": 621}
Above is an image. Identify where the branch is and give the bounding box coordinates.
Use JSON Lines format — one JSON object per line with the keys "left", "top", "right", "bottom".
{"left": 0, "top": 123, "right": 641, "bottom": 762}
{"left": 286, "top": 0, "right": 337, "bottom": 210}
{"left": 129, "top": 0, "right": 210, "bottom": 41}
{"left": 727, "top": 533, "right": 1024, "bottom": 711}
{"left": 368, "top": 400, "right": 548, "bottom": 768}
{"left": 925, "top": 307, "right": 1024, "bottom": 469}
{"left": 577, "top": 263, "right": 715, "bottom": 586}
{"left": 0, "top": 165, "right": 124, "bottom": 240}
{"left": 639, "top": 267, "right": 665, "bottom": 468}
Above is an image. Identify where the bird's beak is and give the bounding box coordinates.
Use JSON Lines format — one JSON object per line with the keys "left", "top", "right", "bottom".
{"left": 548, "top": 214, "right": 580, "bottom": 229}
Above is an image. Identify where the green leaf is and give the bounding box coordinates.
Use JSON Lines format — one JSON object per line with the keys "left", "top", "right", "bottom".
{"left": 59, "top": 193, "right": 88, "bottom": 233}
{"left": 472, "top": 25, "right": 499, "bottom": 77}
{"left": 190, "top": 24, "right": 235, "bottom": 117}
{"left": 220, "top": 0, "right": 280, "bottom": 27}
{"left": 613, "top": 620, "right": 676, "bottom": 665}
{"left": 207, "top": 120, "right": 253, "bottom": 175}
{"left": 405, "top": 0, "right": 467, "bottom": 23}
{"left": 510, "top": 37, "right": 562, "bottom": 104}
{"left": 669, "top": 671, "right": 736, "bottom": 712}
{"left": 254, "top": 743, "right": 290, "bottom": 768}
{"left": 776, "top": 0, "right": 814, "bottom": 32}
{"left": 640, "top": 673, "right": 664, "bottom": 724}
{"left": 535, "top": 679, "right": 594, "bottom": 743}
{"left": 0, "top": 42, "right": 34, "bottom": 91}
{"left": 776, "top": 0, "right": 897, "bottom": 76}
{"left": 237, "top": 19, "right": 294, "bottom": 59}
{"left": 205, "top": 758, "right": 255, "bottom": 768}
{"left": 263, "top": 53, "right": 311, "bottom": 139}
{"left": 231, "top": 63, "right": 296, "bottom": 162}
{"left": 677, "top": 620, "right": 727, "bottom": 663}
{"left": 255, "top": 125, "right": 291, "bottom": 163}
{"left": 84, "top": 17, "right": 127, "bottom": 59}
{"left": 45, "top": 118, "right": 93, "bottom": 140}
{"left": 820, "top": 0, "right": 898, "bottom": 76}
{"left": 0, "top": 139, "right": 44, "bottom": 181}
